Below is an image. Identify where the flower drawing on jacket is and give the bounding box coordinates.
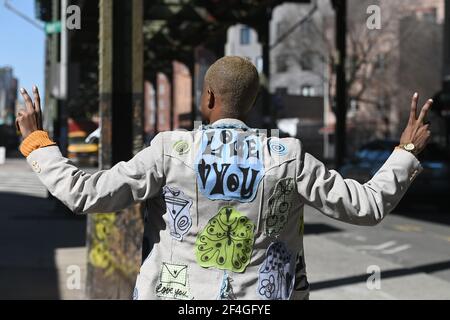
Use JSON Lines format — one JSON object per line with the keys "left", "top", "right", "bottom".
{"left": 259, "top": 274, "right": 276, "bottom": 299}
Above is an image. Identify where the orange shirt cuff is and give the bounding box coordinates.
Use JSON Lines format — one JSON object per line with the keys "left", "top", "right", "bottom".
{"left": 19, "top": 130, "right": 56, "bottom": 157}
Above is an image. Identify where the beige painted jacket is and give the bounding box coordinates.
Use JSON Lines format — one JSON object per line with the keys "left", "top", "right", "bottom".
{"left": 26, "top": 118, "right": 422, "bottom": 300}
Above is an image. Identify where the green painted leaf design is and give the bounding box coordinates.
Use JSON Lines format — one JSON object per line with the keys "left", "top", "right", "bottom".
{"left": 195, "top": 206, "right": 255, "bottom": 273}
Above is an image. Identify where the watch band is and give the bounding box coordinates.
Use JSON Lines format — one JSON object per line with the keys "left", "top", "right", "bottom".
{"left": 396, "top": 143, "right": 417, "bottom": 155}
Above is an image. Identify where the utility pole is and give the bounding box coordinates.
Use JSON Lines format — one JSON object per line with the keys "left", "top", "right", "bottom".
{"left": 432, "top": 0, "right": 450, "bottom": 146}
{"left": 444, "top": 0, "right": 450, "bottom": 79}
{"left": 442, "top": 0, "right": 450, "bottom": 145}
{"left": 58, "top": 0, "right": 68, "bottom": 157}
{"left": 332, "top": 0, "right": 347, "bottom": 169}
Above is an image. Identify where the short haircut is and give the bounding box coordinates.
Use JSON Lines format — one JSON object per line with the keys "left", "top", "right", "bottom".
{"left": 204, "top": 56, "right": 260, "bottom": 118}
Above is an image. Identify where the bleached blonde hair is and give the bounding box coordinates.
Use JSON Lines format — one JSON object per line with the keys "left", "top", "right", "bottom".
{"left": 204, "top": 56, "right": 260, "bottom": 118}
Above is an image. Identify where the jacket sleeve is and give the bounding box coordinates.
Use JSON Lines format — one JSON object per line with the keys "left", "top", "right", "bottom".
{"left": 26, "top": 133, "right": 165, "bottom": 214}
{"left": 295, "top": 141, "right": 423, "bottom": 226}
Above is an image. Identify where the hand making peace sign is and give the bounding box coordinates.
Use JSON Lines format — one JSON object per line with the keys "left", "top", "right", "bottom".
{"left": 16, "top": 86, "right": 43, "bottom": 139}
{"left": 399, "top": 92, "right": 433, "bottom": 156}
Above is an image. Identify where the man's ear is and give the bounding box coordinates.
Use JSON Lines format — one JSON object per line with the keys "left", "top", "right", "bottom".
{"left": 207, "top": 89, "right": 215, "bottom": 110}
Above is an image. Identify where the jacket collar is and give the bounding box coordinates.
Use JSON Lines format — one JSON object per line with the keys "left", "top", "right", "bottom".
{"left": 209, "top": 118, "right": 249, "bottom": 129}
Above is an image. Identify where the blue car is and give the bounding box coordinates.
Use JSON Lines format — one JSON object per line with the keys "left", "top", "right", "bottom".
{"left": 340, "top": 140, "right": 450, "bottom": 210}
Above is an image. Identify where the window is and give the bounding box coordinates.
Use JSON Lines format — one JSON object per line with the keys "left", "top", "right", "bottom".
{"left": 240, "top": 26, "right": 251, "bottom": 45}
{"left": 276, "top": 55, "right": 288, "bottom": 73}
{"left": 301, "top": 85, "right": 315, "bottom": 97}
{"left": 421, "top": 8, "right": 437, "bottom": 23}
{"left": 374, "top": 53, "right": 386, "bottom": 71}
{"left": 256, "top": 56, "right": 263, "bottom": 73}
{"left": 378, "top": 95, "right": 389, "bottom": 110}
{"left": 302, "top": 20, "right": 314, "bottom": 34}
{"left": 276, "top": 21, "right": 289, "bottom": 39}
{"left": 300, "top": 52, "right": 314, "bottom": 71}
{"left": 159, "top": 84, "right": 165, "bottom": 95}
{"left": 350, "top": 98, "right": 359, "bottom": 111}
{"left": 275, "top": 87, "right": 288, "bottom": 95}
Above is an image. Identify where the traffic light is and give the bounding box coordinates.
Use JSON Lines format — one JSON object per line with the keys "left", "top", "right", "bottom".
{"left": 35, "top": 0, "right": 52, "bottom": 22}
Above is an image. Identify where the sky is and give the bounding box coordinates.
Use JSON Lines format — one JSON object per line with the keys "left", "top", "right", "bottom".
{"left": 0, "top": 0, "right": 45, "bottom": 103}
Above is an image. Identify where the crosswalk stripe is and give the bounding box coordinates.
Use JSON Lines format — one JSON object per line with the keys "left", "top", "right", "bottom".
{"left": 381, "top": 244, "right": 412, "bottom": 255}
{"left": 0, "top": 172, "right": 47, "bottom": 198}
{"left": 354, "top": 241, "right": 397, "bottom": 250}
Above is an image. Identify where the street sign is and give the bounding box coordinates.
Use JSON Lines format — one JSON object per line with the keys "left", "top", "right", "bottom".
{"left": 45, "top": 21, "right": 61, "bottom": 34}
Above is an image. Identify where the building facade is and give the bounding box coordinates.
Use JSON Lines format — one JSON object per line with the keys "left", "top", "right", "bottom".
{"left": 224, "top": 1, "right": 332, "bottom": 159}
{"left": 224, "top": 0, "right": 446, "bottom": 158}
{"left": 225, "top": 24, "right": 263, "bottom": 73}
{"left": 156, "top": 72, "right": 172, "bottom": 132}
{"left": 342, "top": 0, "right": 445, "bottom": 151}
{"left": 173, "top": 61, "right": 193, "bottom": 130}
{"left": 0, "top": 67, "right": 17, "bottom": 127}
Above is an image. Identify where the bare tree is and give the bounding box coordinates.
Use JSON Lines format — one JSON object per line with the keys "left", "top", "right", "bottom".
{"left": 273, "top": 0, "right": 443, "bottom": 146}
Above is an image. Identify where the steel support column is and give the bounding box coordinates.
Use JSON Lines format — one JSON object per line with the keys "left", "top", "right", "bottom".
{"left": 333, "top": 0, "right": 347, "bottom": 169}
{"left": 87, "top": 0, "right": 144, "bottom": 299}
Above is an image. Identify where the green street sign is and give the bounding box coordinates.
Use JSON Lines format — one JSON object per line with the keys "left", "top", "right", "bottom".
{"left": 45, "top": 21, "right": 62, "bottom": 34}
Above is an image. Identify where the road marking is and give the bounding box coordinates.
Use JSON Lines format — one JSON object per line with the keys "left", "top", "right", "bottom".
{"left": 393, "top": 224, "right": 422, "bottom": 232}
{"left": 354, "top": 241, "right": 397, "bottom": 251}
{"left": 341, "top": 233, "right": 367, "bottom": 242}
{"left": 381, "top": 244, "right": 411, "bottom": 254}
{"left": 0, "top": 172, "right": 47, "bottom": 198}
{"left": 436, "top": 235, "right": 450, "bottom": 243}
{"left": 354, "top": 241, "right": 411, "bottom": 255}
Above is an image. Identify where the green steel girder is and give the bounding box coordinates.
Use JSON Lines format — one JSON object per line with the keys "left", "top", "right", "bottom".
{"left": 143, "top": 0, "right": 310, "bottom": 75}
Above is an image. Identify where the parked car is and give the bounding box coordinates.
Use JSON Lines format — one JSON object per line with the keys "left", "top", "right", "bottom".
{"left": 68, "top": 131, "right": 98, "bottom": 166}
{"left": 340, "top": 139, "right": 450, "bottom": 209}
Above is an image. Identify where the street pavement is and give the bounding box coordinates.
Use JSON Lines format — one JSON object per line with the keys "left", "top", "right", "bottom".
{"left": 304, "top": 206, "right": 450, "bottom": 299}
{"left": 0, "top": 158, "right": 48, "bottom": 198}
{"left": 0, "top": 158, "right": 86, "bottom": 299}
{"left": 0, "top": 158, "right": 449, "bottom": 299}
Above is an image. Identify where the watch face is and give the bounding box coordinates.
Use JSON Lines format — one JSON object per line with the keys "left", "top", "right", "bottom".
{"left": 404, "top": 143, "right": 415, "bottom": 151}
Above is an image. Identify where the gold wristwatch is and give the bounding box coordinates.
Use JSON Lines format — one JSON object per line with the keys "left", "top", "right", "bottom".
{"left": 396, "top": 143, "right": 416, "bottom": 155}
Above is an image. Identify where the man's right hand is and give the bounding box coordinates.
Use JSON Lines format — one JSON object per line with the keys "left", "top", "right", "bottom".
{"left": 399, "top": 92, "right": 433, "bottom": 156}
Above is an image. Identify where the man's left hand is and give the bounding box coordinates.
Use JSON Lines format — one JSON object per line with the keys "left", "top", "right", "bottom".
{"left": 16, "top": 86, "right": 43, "bottom": 139}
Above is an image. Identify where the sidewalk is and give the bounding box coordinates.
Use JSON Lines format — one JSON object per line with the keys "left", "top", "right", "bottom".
{"left": 54, "top": 247, "right": 87, "bottom": 299}
{"left": 0, "top": 158, "right": 87, "bottom": 299}
{"left": 305, "top": 234, "right": 450, "bottom": 299}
